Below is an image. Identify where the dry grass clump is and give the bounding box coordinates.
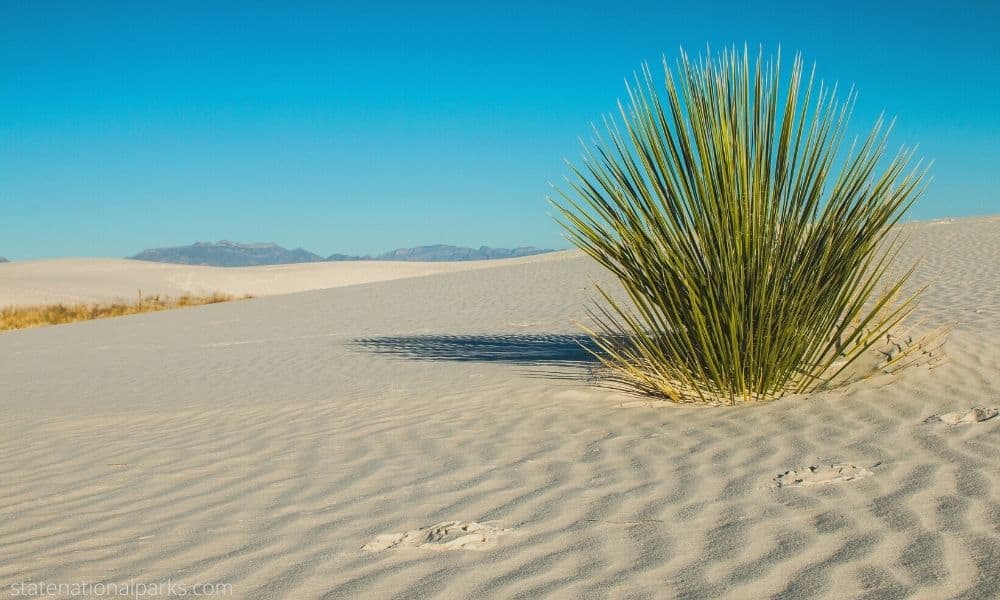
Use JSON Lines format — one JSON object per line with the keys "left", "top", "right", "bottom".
{"left": 0, "top": 291, "right": 250, "bottom": 332}
{"left": 552, "top": 46, "right": 932, "bottom": 404}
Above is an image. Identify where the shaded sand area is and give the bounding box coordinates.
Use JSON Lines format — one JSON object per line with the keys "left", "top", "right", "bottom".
{"left": 1, "top": 217, "right": 999, "bottom": 598}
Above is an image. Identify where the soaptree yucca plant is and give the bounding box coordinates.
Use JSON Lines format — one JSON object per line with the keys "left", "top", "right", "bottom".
{"left": 552, "top": 46, "right": 930, "bottom": 404}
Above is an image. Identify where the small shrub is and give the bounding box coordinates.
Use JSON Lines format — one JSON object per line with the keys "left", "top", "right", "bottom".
{"left": 552, "top": 46, "right": 929, "bottom": 403}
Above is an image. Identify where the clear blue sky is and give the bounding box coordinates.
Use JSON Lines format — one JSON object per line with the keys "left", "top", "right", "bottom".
{"left": 2, "top": 1, "right": 998, "bottom": 259}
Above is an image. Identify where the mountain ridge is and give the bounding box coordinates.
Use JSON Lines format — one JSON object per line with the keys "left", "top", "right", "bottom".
{"left": 128, "top": 241, "right": 555, "bottom": 266}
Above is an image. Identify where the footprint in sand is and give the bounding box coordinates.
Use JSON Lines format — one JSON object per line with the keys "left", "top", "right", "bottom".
{"left": 773, "top": 463, "right": 875, "bottom": 488}
{"left": 362, "top": 521, "right": 512, "bottom": 553}
{"left": 926, "top": 407, "right": 999, "bottom": 426}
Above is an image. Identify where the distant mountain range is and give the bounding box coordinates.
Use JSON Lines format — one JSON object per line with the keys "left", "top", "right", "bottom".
{"left": 128, "top": 241, "right": 554, "bottom": 267}
{"left": 373, "top": 244, "right": 549, "bottom": 262}
{"left": 130, "top": 241, "right": 326, "bottom": 267}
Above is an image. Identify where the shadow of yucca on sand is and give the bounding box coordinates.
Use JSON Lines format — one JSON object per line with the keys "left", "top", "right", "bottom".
{"left": 353, "top": 334, "right": 598, "bottom": 366}
{"left": 0, "top": 292, "right": 252, "bottom": 332}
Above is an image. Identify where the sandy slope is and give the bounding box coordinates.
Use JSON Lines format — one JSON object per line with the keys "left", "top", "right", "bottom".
{"left": 1, "top": 217, "right": 999, "bottom": 599}
{"left": 0, "top": 253, "right": 572, "bottom": 307}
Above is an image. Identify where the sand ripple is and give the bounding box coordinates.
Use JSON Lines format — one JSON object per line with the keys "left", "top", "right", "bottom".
{"left": 2, "top": 218, "right": 999, "bottom": 598}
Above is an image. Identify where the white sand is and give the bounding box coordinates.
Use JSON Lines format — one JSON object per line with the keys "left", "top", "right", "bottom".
{"left": 1, "top": 217, "right": 999, "bottom": 598}
{"left": 0, "top": 253, "right": 572, "bottom": 307}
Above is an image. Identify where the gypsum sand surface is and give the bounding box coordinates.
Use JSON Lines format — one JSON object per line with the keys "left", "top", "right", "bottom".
{"left": 0, "top": 216, "right": 998, "bottom": 598}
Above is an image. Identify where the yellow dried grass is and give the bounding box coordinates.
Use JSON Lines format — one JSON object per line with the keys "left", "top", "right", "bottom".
{"left": 0, "top": 291, "right": 251, "bottom": 332}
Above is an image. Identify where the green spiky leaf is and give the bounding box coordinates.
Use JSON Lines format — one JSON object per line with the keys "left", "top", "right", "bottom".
{"left": 552, "top": 46, "right": 929, "bottom": 404}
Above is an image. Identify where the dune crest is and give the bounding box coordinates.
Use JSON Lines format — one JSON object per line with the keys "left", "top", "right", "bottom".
{"left": 0, "top": 252, "right": 574, "bottom": 307}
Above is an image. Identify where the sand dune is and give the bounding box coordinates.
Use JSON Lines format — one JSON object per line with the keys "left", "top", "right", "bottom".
{"left": 0, "top": 253, "right": 572, "bottom": 307}
{"left": 1, "top": 217, "right": 999, "bottom": 598}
